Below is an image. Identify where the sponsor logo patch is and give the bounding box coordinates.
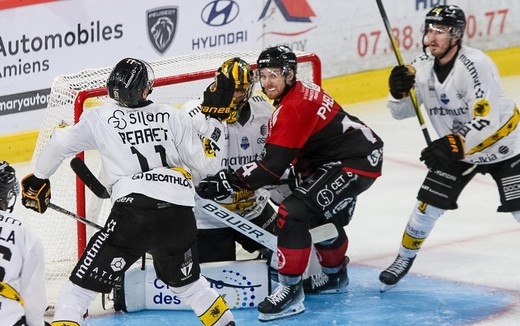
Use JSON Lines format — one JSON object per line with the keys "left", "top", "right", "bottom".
{"left": 147, "top": 7, "right": 178, "bottom": 54}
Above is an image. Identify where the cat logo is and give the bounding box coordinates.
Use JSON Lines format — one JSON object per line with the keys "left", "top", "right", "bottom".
{"left": 473, "top": 99, "right": 490, "bottom": 117}
{"left": 147, "top": 7, "right": 178, "bottom": 55}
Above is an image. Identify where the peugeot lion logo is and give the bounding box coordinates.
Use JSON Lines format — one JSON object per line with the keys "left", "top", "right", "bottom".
{"left": 147, "top": 7, "right": 178, "bottom": 55}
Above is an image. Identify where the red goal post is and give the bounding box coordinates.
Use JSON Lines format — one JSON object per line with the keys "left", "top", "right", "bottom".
{"left": 20, "top": 50, "right": 321, "bottom": 310}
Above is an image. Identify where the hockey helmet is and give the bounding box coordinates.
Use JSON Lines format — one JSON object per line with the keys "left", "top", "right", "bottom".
{"left": 257, "top": 45, "right": 297, "bottom": 75}
{"left": 0, "top": 161, "right": 19, "bottom": 213}
{"left": 425, "top": 5, "right": 466, "bottom": 39}
{"left": 107, "top": 58, "right": 155, "bottom": 107}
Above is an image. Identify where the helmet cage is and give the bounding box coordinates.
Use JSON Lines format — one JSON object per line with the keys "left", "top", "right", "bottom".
{"left": 0, "top": 161, "right": 19, "bottom": 213}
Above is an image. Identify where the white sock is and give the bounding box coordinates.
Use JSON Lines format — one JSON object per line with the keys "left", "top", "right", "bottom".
{"left": 53, "top": 281, "right": 98, "bottom": 324}
{"left": 399, "top": 201, "right": 445, "bottom": 258}
{"left": 170, "top": 277, "right": 234, "bottom": 326}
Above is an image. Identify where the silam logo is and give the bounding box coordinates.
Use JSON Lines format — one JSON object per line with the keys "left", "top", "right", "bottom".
{"left": 147, "top": 7, "right": 178, "bottom": 55}
{"left": 201, "top": 0, "right": 239, "bottom": 26}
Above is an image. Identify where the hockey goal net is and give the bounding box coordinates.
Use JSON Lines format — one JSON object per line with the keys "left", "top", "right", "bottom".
{"left": 17, "top": 50, "right": 321, "bottom": 311}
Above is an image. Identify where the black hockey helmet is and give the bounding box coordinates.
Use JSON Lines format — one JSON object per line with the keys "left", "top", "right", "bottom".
{"left": 107, "top": 58, "right": 155, "bottom": 107}
{"left": 0, "top": 161, "right": 19, "bottom": 213}
{"left": 425, "top": 5, "right": 466, "bottom": 38}
{"left": 218, "top": 57, "right": 255, "bottom": 123}
{"left": 257, "top": 45, "right": 297, "bottom": 75}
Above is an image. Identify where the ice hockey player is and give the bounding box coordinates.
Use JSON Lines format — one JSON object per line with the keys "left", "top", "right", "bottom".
{"left": 379, "top": 5, "right": 520, "bottom": 291}
{"left": 183, "top": 57, "right": 279, "bottom": 263}
{"left": 197, "top": 46, "right": 384, "bottom": 321}
{"left": 0, "top": 160, "right": 49, "bottom": 326}
{"left": 20, "top": 58, "right": 235, "bottom": 326}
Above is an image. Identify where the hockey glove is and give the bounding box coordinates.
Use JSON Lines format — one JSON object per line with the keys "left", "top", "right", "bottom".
{"left": 389, "top": 65, "right": 416, "bottom": 99}
{"left": 21, "top": 173, "right": 51, "bottom": 213}
{"left": 200, "top": 71, "right": 235, "bottom": 120}
{"left": 420, "top": 134, "right": 465, "bottom": 171}
{"left": 197, "top": 168, "right": 240, "bottom": 201}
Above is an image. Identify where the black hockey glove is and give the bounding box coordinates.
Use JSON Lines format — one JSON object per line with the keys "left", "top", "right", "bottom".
{"left": 389, "top": 65, "right": 416, "bottom": 99}
{"left": 200, "top": 71, "right": 235, "bottom": 120}
{"left": 21, "top": 173, "right": 51, "bottom": 213}
{"left": 197, "top": 168, "right": 240, "bottom": 201}
{"left": 420, "top": 134, "right": 465, "bottom": 171}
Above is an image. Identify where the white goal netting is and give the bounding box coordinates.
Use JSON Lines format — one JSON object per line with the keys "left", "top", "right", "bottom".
{"left": 15, "top": 50, "right": 322, "bottom": 311}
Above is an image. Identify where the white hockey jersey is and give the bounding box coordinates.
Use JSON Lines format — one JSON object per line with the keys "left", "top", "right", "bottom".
{"left": 183, "top": 95, "right": 274, "bottom": 229}
{"left": 388, "top": 45, "right": 520, "bottom": 165}
{"left": 0, "top": 210, "right": 47, "bottom": 326}
{"left": 34, "top": 101, "right": 225, "bottom": 207}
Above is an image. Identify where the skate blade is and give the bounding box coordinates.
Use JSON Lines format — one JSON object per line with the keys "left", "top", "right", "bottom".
{"left": 258, "top": 302, "right": 305, "bottom": 322}
{"left": 305, "top": 286, "right": 349, "bottom": 295}
{"left": 380, "top": 282, "right": 398, "bottom": 293}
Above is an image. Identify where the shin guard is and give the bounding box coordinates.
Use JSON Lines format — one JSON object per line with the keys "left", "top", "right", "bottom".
{"left": 400, "top": 201, "right": 445, "bottom": 257}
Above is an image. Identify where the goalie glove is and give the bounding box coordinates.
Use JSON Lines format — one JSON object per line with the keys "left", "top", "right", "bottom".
{"left": 420, "top": 134, "right": 465, "bottom": 171}
{"left": 197, "top": 168, "right": 240, "bottom": 201}
{"left": 389, "top": 65, "right": 416, "bottom": 99}
{"left": 200, "top": 70, "right": 235, "bottom": 120}
{"left": 21, "top": 173, "right": 51, "bottom": 213}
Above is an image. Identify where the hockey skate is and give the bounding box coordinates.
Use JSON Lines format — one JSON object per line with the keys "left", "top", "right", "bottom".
{"left": 257, "top": 282, "right": 305, "bottom": 321}
{"left": 303, "top": 262, "right": 349, "bottom": 294}
{"left": 379, "top": 255, "right": 416, "bottom": 292}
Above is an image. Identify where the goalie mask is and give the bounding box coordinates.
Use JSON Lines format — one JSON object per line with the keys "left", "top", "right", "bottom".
{"left": 107, "top": 58, "right": 155, "bottom": 108}
{"left": 0, "top": 161, "right": 19, "bottom": 213}
{"left": 217, "top": 57, "right": 255, "bottom": 123}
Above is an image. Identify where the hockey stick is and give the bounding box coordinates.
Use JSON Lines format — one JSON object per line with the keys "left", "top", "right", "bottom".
{"left": 376, "top": 0, "right": 431, "bottom": 145}
{"left": 375, "top": 0, "right": 476, "bottom": 176}
{"left": 48, "top": 202, "right": 102, "bottom": 230}
{"left": 69, "top": 157, "right": 338, "bottom": 251}
{"left": 197, "top": 198, "right": 338, "bottom": 252}
{"left": 70, "top": 158, "right": 110, "bottom": 199}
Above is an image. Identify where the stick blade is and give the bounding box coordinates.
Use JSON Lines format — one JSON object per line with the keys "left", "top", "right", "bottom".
{"left": 309, "top": 223, "right": 338, "bottom": 243}
{"left": 70, "top": 157, "right": 110, "bottom": 199}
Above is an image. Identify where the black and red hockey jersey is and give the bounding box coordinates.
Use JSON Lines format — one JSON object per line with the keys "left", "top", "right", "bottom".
{"left": 234, "top": 80, "right": 383, "bottom": 190}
